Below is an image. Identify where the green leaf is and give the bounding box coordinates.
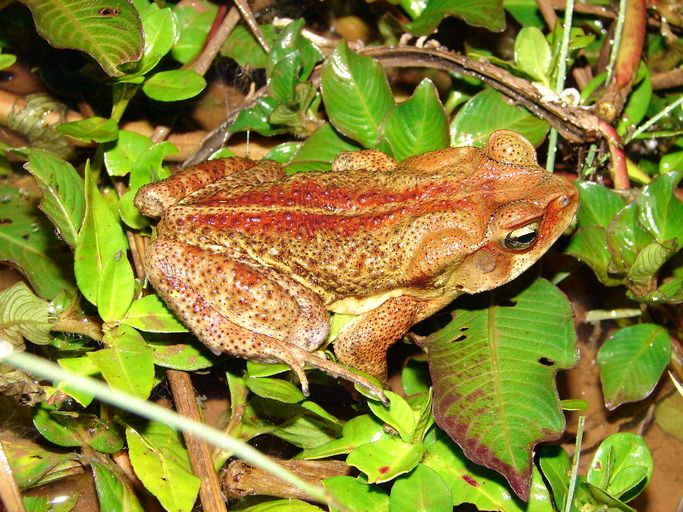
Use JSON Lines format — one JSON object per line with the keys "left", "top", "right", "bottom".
{"left": 246, "top": 376, "right": 305, "bottom": 404}
{"left": 121, "top": 294, "right": 188, "bottom": 332}
{"left": 19, "top": 0, "right": 143, "bottom": 77}
{"left": 57, "top": 356, "right": 99, "bottom": 406}
{"left": 368, "top": 390, "right": 416, "bottom": 443}
{"left": 579, "top": 482, "right": 636, "bottom": 512}
{"left": 0, "top": 185, "right": 75, "bottom": 299}
{"left": 451, "top": 88, "right": 548, "bottom": 147}
{"left": 347, "top": 438, "right": 424, "bottom": 483}
{"left": 418, "top": 279, "right": 577, "bottom": 500}
{"left": 33, "top": 406, "right": 122, "bottom": 450}
{"left": 514, "top": 27, "right": 551, "bottom": 86}
{"left": 126, "top": 422, "right": 200, "bottom": 512}
{"left": 0, "top": 281, "right": 54, "bottom": 347}
{"left": 142, "top": 69, "right": 206, "bottom": 101}
{"left": 103, "top": 130, "right": 153, "bottom": 178}
{"left": 380, "top": 79, "right": 450, "bottom": 161}
{"left": 323, "top": 476, "right": 389, "bottom": 512}
{"left": 574, "top": 182, "right": 626, "bottom": 228}
{"left": 390, "top": 464, "right": 452, "bottom": 512}
{"left": 97, "top": 249, "right": 135, "bottom": 323}
{"left": 171, "top": 2, "right": 217, "bottom": 64}
{"left": 423, "top": 431, "right": 552, "bottom": 511}
{"left": 299, "top": 415, "right": 390, "bottom": 459}
{"left": 239, "top": 500, "right": 322, "bottom": 512}
{"left": 618, "top": 64, "right": 651, "bottom": 136}
{"left": 606, "top": 203, "right": 656, "bottom": 275}
{"left": 127, "top": 7, "right": 177, "bottom": 78}
{"left": 567, "top": 225, "right": 622, "bottom": 287}
{"left": 230, "top": 97, "right": 284, "bottom": 137}
{"left": 269, "top": 50, "right": 301, "bottom": 104}
{"left": 5, "top": 436, "right": 79, "bottom": 490}
{"left": 406, "top": 0, "right": 505, "bottom": 35}
{"left": 597, "top": 324, "right": 671, "bottom": 409}
{"left": 537, "top": 445, "right": 570, "bottom": 511}
{"left": 636, "top": 171, "right": 683, "bottom": 244}
{"left": 21, "top": 149, "right": 85, "bottom": 249}
{"left": 290, "top": 123, "right": 361, "bottom": 168}
{"left": 88, "top": 325, "right": 154, "bottom": 398}
{"left": 263, "top": 142, "right": 302, "bottom": 164}
{"left": 321, "top": 42, "right": 394, "bottom": 148}
{"left": 56, "top": 117, "right": 119, "bottom": 143}
{"left": 587, "top": 433, "right": 653, "bottom": 502}
{"left": 148, "top": 340, "right": 214, "bottom": 371}
{"left": 91, "top": 460, "right": 145, "bottom": 512}
{"left": 74, "top": 164, "right": 128, "bottom": 305}
{"left": 0, "top": 52, "right": 17, "bottom": 71}
{"left": 503, "top": 0, "right": 544, "bottom": 27}
{"left": 221, "top": 23, "right": 276, "bottom": 69}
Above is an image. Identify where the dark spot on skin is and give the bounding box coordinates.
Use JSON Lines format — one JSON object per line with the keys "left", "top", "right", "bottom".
{"left": 99, "top": 7, "right": 120, "bottom": 16}
{"left": 462, "top": 475, "right": 479, "bottom": 486}
{"left": 538, "top": 357, "right": 554, "bottom": 367}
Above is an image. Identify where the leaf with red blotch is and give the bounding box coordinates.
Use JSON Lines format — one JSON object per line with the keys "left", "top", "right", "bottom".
{"left": 417, "top": 278, "right": 577, "bottom": 500}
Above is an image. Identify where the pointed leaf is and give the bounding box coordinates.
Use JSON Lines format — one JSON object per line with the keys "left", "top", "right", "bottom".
{"left": 514, "top": 27, "right": 551, "bottom": 86}
{"left": 299, "top": 415, "right": 389, "bottom": 459}
{"left": 142, "top": 69, "right": 206, "bottom": 101}
{"left": 347, "top": 438, "right": 423, "bottom": 483}
{"left": 290, "top": 123, "right": 360, "bottom": 169}
{"left": 321, "top": 42, "right": 393, "bottom": 148}
{"left": 126, "top": 422, "right": 200, "bottom": 512}
{"left": 636, "top": 171, "right": 683, "bottom": 244}
{"left": 97, "top": 249, "right": 135, "bottom": 323}
{"left": 91, "top": 460, "right": 145, "bottom": 512}
{"left": 56, "top": 117, "right": 119, "bottom": 144}
{"left": 423, "top": 430, "right": 552, "bottom": 511}
{"left": 451, "top": 88, "right": 548, "bottom": 147}
{"left": 323, "top": 476, "right": 389, "bottom": 512}
{"left": 88, "top": 325, "right": 154, "bottom": 398}
{"left": 406, "top": 0, "right": 505, "bottom": 35}
{"left": 574, "top": 182, "right": 626, "bottom": 228}
{"left": 587, "top": 433, "right": 652, "bottom": 502}
{"left": 368, "top": 390, "right": 416, "bottom": 443}
{"left": 418, "top": 279, "right": 577, "bottom": 500}
{"left": 380, "top": 79, "right": 450, "bottom": 160}
{"left": 0, "top": 185, "right": 75, "bottom": 300}
{"left": 0, "top": 282, "right": 54, "bottom": 347}
{"left": 389, "top": 464, "right": 452, "bottom": 512}
{"left": 597, "top": 324, "right": 671, "bottom": 409}
{"left": 122, "top": 294, "right": 188, "bottom": 332}
{"left": 128, "top": 7, "right": 177, "bottom": 78}
{"left": 19, "top": 0, "right": 143, "bottom": 77}
{"left": 74, "top": 164, "right": 128, "bottom": 305}
{"left": 21, "top": 149, "right": 85, "bottom": 249}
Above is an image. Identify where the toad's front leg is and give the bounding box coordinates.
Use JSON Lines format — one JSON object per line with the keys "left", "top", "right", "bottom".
{"left": 145, "top": 239, "right": 386, "bottom": 401}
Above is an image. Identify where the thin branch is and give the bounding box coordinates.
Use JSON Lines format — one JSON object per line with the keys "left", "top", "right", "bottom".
{"left": 167, "top": 370, "right": 227, "bottom": 512}
{"left": 0, "top": 349, "right": 345, "bottom": 509}
{"left": 233, "top": 0, "right": 270, "bottom": 53}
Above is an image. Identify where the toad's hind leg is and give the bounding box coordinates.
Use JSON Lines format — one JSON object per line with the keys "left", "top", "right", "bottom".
{"left": 145, "top": 239, "right": 385, "bottom": 401}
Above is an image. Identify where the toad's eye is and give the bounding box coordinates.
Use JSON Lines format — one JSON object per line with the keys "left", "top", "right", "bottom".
{"left": 503, "top": 221, "right": 540, "bottom": 250}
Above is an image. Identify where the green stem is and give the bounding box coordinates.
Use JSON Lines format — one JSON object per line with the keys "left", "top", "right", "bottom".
{"left": 606, "top": 0, "right": 628, "bottom": 85}
{"left": 0, "top": 347, "right": 343, "bottom": 509}
{"left": 545, "top": 0, "right": 575, "bottom": 172}
{"left": 111, "top": 82, "right": 140, "bottom": 123}
{"left": 564, "top": 415, "right": 585, "bottom": 512}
